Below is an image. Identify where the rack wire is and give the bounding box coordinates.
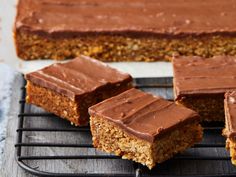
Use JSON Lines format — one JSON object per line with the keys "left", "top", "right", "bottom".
{"left": 15, "top": 77, "right": 236, "bottom": 177}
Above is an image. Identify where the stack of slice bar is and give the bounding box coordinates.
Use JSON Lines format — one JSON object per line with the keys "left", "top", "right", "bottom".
{"left": 89, "top": 88, "right": 203, "bottom": 169}
{"left": 19, "top": 0, "right": 236, "bottom": 169}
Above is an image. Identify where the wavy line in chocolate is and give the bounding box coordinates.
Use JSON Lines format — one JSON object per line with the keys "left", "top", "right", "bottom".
{"left": 16, "top": 0, "right": 236, "bottom": 36}
{"left": 89, "top": 88, "right": 199, "bottom": 142}
{"left": 25, "top": 56, "right": 132, "bottom": 99}
{"left": 173, "top": 56, "right": 236, "bottom": 98}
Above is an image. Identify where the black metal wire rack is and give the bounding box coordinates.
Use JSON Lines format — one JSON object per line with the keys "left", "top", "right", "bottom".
{"left": 15, "top": 77, "right": 236, "bottom": 177}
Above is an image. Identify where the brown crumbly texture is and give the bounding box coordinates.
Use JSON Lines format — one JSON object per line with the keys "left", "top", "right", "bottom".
{"left": 176, "top": 94, "right": 225, "bottom": 122}
{"left": 26, "top": 81, "right": 132, "bottom": 126}
{"left": 224, "top": 135, "right": 236, "bottom": 166}
{"left": 90, "top": 116, "right": 203, "bottom": 169}
{"left": 15, "top": 32, "right": 236, "bottom": 61}
{"left": 223, "top": 91, "right": 236, "bottom": 165}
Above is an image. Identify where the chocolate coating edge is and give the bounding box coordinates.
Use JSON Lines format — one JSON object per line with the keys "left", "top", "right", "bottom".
{"left": 89, "top": 88, "right": 200, "bottom": 143}
{"left": 25, "top": 56, "right": 133, "bottom": 100}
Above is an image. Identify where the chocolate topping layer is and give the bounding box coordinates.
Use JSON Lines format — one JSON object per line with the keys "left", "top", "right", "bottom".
{"left": 16, "top": 0, "right": 236, "bottom": 36}
{"left": 224, "top": 91, "right": 236, "bottom": 139}
{"left": 173, "top": 56, "right": 236, "bottom": 99}
{"left": 25, "top": 56, "right": 132, "bottom": 99}
{"left": 89, "top": 88, "right": 199, "bottom": 142}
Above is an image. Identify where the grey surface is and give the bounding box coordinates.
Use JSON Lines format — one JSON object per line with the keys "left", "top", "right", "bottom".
{"left": 1, "top": 75, "right": 236, "bottom": 177}
{"left": 0, "top": 64, "right": 17, "bottom": 165}
{"left": 0, "top": 73, "right": 29, "bottom": 177}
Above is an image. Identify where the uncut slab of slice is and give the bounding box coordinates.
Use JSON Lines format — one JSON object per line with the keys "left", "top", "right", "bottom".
{"left": 223, "top": 91, "right": 236, "bottom": 165}
{"left": 89, "top": 88, "right": 203, "bottom": 169}
{"left": 25, "top": 55, "right": 132, "bottom": 126}
{"left": 14, "top": 0, "right": 236, "bottom": 61}
{"left": 173, "top": 56, "right": 236, "bottom": 121}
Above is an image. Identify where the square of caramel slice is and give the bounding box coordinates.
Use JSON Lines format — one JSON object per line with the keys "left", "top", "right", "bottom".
{"left": 89, "top": 88, "right": 202, "bottom": 169}
{"left": 25, "top": 55, "right": 132, "bottom": 126}
{"left": 173, "top": 56, "right": 236, "bottom": 121}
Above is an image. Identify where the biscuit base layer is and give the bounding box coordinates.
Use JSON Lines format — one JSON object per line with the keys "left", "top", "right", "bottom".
{"left": 225, "top": 137, "right": 236, "bottom": 165}
{"left": 90, "top": 116, "right": 203, "bottom": 169}
{"left": 15, "top": 31, "right": 236, "bottom": 61}
{"left": 176, "top": 94, "right": 224, "bottom": 121}
{"left": 26, "top": 81, "right": 132, "bottom": 126}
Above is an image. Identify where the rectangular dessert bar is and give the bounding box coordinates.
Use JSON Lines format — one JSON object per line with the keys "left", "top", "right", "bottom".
{"left": 173, "top": 56, "right": 236, "bottom": 121}
{"left": 25, "top": 55, "right": 132, "bottom": 126}
{"left": 89, "top": 88, "right": 203, "bottom": 169}
{"left": 15, "top": 0, "right": 236, "bottom": 61}
{"left": 223, "top": 91, "right": 236, "bottom": 165}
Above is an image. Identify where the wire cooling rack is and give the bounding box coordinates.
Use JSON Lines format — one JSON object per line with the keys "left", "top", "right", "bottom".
{"left": 15, "top": 77, "right": 236, "bottom": 177}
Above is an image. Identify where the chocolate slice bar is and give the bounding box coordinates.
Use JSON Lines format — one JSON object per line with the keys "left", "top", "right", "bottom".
{"left": 89, "top": 88, "right": 203, "bottom": 169}
{"left": 173, "top": 56, "right": 236, "bottom": 121}
{"left": 25, "top": 56, "right": 132, "bottom": 126}
{"left": 15, "top": 0, "right": 236, "bottom": 61}
{"left": 223, "top": 91, "right": 236, "bottom": 165}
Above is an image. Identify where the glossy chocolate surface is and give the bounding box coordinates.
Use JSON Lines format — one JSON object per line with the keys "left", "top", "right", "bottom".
{"left": 173, "top": 56, "right": 236, "bottom": 99}
{"left": 15, "top": 0, "right": 236, "bottom": 37}
{"left": 25, "top": 56, "right": 132, "bottom": 99}
{"left": 89, "top": 88, "right": 199, "bottom": 142}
